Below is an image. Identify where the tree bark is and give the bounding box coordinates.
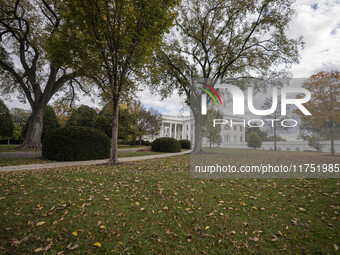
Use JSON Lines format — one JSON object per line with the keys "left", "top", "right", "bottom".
{"left": 274, "top": 121, "right": 277, "bottom": 151}
{"left": 110, "top": 97, "right": 120, "bottom": 163}
{"left": 192, "top": 109, "right": 204, "bottom": 153}
{"left": 330, "top": 125, "right": 335, "bottom": 156}
{"left": 20, "top": 104, "right": 47, "bottom": 149}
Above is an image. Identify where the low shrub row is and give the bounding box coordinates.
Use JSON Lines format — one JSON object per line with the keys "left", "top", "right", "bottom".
{"left": 42, "top": 127, "right": 110, "bottom": 161}
{"left": 151, "top": 138, "right": 191, "bottom": 153}
{"left": 42, "top": 128, "right": 191, "bottom": 161}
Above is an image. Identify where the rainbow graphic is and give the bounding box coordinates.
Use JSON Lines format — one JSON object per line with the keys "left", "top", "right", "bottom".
{"left": 197, "top": 82, "right": 222, "bottom": 106}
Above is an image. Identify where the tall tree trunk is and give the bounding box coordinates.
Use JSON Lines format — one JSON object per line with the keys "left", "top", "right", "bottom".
{"left": 274, "top": 120, "right": 277, "bottom": 151}
{"left": 110, "top": 97, "right": 120, "bottom": 163}
{"left": 20, "top": 104, "right": 47, "bottom": 149}
{"left": 330, "top": 125, "right": 335, "bottom": 156}
{"left": 192, "top": 109, "right": 204, "bottom": 153}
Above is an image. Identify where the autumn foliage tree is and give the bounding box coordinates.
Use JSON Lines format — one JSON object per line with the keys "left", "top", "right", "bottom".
{"left": 0, "top": 0, "right": 85, "bottom": 149}
{"left": 151, "top": 0, "right": 303, "bottom": 153}
{"left": 64, "top": 0, "right": 177, "bottom": 163}
{"left": 297, "top": 71, "right": 340, "bottom": 156}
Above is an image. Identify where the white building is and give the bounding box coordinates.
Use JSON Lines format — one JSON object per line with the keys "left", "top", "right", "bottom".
{"left": 148, "top": 114, "right": 246, "bottom": 146}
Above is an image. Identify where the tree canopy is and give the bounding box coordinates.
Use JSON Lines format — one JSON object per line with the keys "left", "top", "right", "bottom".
{"left": 0, "top": 0, "right": 85, "bottom": 148}
{"left": 63, "top": 0, "right": 177, "bottom": 162}
{"left": 297, "top": 71, "right": 340, "bottom": 155}
{"left": 66, "top": 105, "right": 97, "bottom": 128}
{"left": 151, "top": 0, "right": 304, "bottom": 152}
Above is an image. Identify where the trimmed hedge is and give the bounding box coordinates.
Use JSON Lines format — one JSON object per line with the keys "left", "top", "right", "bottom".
{"left": 179, "top": 139, "right": 191, "bottom": 149}
{"left": 135, "top": 140, "right": 151, "bottom": 146}
{"left": 151, "top": 137, "right": 181, "bottom": 153}
{"left": 42, "top": 127, "right": 110, "bottom": 161}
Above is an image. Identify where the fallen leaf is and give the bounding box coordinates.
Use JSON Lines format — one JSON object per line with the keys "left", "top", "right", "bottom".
{"left": 69, "top": 244, "right": 79, "bottom": 251}
{"left": 44, "top": 245, "right": 52, "bottom": 251}
{"left": 271, "top": 235, "right": 278, "bottom": 242}
{"left": 93, "top": 242, "right": 101, "bottom": 248}
{"left": 72, "top": 231, "right": 78, "bottom": 236}
{"left": 249, "top": 237, "right": 259, "bottom": 242}
{"left": 34, "top": 247, "right": 43, "bottom": 252}
{"left": 334, "top": 244, "right": 339, "bottom": 251}
{"left": 36, "top": 222, "right": 45, "bottom": 226}
{"left": 242, "top": 222, "right": 250, "bottom": 227}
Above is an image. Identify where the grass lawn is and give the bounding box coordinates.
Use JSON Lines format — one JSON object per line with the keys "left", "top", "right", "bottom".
{"left": 0, "top": 158, "right": 54, "bottom": 167}
{"left": 0, "top": 144, "right": 149, "bottom": 152}
{"left": 117, "top": 145, "right": 149, "bottom": 149}
{"left": 0, "top": 150, "right": 339, "bottom": 254}
{"left": 0, "top": 151, "right": 164, "bottom": 167}
{"left": 117, "top": 151, "right": 161, "bottom": 158}
{"left": 0, "top": 145, "right": 40, "bottom": 152}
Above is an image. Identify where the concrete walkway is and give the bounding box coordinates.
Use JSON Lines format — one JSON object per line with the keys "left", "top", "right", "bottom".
{"left": 0, "top": 150, "right": 190, "bottom": 172}
{"left": 0, "top": 148, "right": 141, "bottom": 159}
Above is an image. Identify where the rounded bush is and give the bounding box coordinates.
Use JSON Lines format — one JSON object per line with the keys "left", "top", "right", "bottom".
{"left": 42, "top": 127, "right": 110, "bottom": 161}
{"left": 247, "top": 132, "right": 262, "bottom": 149}
{"left": 151, "top": 137, "right": 181, "bottom": 153}
{"left": 179, "top": 139, "right": 191, "bottom": 149}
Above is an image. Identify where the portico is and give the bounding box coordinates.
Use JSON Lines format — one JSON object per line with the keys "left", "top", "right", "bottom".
{"left": 159, "top": 115, "right": 191, "bottom": 140}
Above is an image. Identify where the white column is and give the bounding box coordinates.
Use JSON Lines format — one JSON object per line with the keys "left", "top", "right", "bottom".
{"left": 170, "top": 123, "right": 172, "bottom": 137}
{"left": 174, "top": 124, "right": 177, "bottom": 139}
{"left": 160, "top": 123, "right": 164, "bottom": 137}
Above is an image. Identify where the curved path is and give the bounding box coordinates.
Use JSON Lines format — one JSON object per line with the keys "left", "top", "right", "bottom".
{"left": 0, "top": 150, "right": 190, "bottom": 172}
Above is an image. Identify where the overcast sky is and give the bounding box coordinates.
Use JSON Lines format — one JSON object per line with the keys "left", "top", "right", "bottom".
{"left": 2, "top": 0, "right": 340, "bottom": 115}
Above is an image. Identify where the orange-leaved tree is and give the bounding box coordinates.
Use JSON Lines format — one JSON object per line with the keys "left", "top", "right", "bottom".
{"left": 297, "top": 71, "right": 340, "bottom": 156}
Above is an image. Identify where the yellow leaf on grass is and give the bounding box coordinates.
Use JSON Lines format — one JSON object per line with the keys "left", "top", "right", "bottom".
{"left": 36, "top": 222, "right": 45, "bottom": 226}
{"left": 72, "top": 231, "right": 78, "bottom": 236}
{"left": 34, "top": 247, "right": 43, "bottom": 252}
{"left": 205, "top": 226, "right": 210, "bottom": 230}
{"left": 93, "top": 242, "right": 101, "bottom": 248}
{"left": 99, "top": 225, "right": 106, "bottom": 229}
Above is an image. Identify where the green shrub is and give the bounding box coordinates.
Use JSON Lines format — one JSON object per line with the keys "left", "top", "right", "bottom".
{"left": 0, "top": 99, "right": 14, "bottom": 139}
{"left": 42, "top": 127, "right": 110, "bottom": 161}
{"left": 135, "top": 140, "right": 151, "bottom": 146}
{"left": 151, "top": 137, "right": 181, "bottom": 153}
{"left": 179, "top": 139, "right": 191, "bottom": 149}
{"left": 247, "top": 132, "right": 262, "bottom": 149}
